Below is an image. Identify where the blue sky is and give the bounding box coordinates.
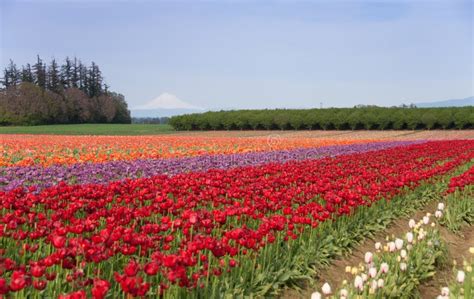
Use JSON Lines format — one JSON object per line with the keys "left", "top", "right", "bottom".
{"left": 1, "top": 0, "right": 472, "bottom": 110}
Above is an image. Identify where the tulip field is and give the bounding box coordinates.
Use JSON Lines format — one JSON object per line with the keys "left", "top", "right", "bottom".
{"left": 1, "top": 133, "right": 473, "bottom": 298}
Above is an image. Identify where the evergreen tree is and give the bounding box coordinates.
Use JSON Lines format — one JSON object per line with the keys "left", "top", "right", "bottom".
{"left": 10, "top": 60, "right": 21, "bottom": 86}
{"left": 71, "top": 57, "right": 79, "bottom": 88}
{"left": 47, "top": 59, "right": 61, "bottom": 93}
{"left": 61, "top": 57, "right": 73, "bottom": 88}
{"left": 1, "top": 65, "right": 11, "bottom": 89}
{"left": 21, "top": 63, "right": 34, "bottom": 83}
{"left": 87, "top": 62, "right": 103, "bottom": 97}
{"left": 78, "top": 61, "right": 88, "bottom": 93}
{"left": 33, "top": 55, "right": 47, "bottom": 89}
{"left": 2, "top": 60, "right": 21, "bottom": 88}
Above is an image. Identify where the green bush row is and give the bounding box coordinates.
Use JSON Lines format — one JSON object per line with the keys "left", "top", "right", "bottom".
{"left": 169, "top": 107, "right": 474, "bottom": 130}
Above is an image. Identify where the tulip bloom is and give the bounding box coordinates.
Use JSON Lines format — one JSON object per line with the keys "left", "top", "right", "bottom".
{"left": 437, "top": 203, "right": 445, "bottom": 211}
{"left": 374, "top": 242, "right": 382, "bottom": 251}
{"left": 387, "top": 242, "right": 396, "bottom": 252}
{"left": 395, "top": 238, "right": 404, "bottom": 250}
{"left": 368, "top": 267, "right": 377, "bottom": 278}
{"left": 380, "top": 263, "right": 389, "bottom": 274}
{"left": 91, "top": 279, "right": 111, "bottom": 299}
{"left": 364, "top": 252, "right": 373, "bottom": 264}
{"left": 456, "top": 270, "right": 465, "bottom": 283}
{"left": 422, "top": 216, "right": 430, "bottom": 225}
{"left": 354, "top": 275, "right": 364, "bottom": 291}
{"left": 400, "top": 249, "right": 407, "bottom": 259}
{"left": 377, "top": 278, "right": 384, "bottom": 288}
{"left": 406, "top": 232, "right": 414, "bottom": 243}
{"left": 400, "top": 262, "right": 407, "bottom": 272}
{"left": 321, "top": 282, "right": 331, "bottom": 295}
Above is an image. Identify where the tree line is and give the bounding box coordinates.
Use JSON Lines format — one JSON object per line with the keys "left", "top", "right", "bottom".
{"left": 0, "top": 56, "right": 131, "bottom": 125}
{"left": 169, "top": 107, "right": 474, "bottom": 130}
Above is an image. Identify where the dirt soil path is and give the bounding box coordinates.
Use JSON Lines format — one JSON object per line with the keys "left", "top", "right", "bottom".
{"left": 281, "top": 200, "right": 474, "bottom": 299}
{"left": 172, "top": 130, "right": 474, "bottom": 140}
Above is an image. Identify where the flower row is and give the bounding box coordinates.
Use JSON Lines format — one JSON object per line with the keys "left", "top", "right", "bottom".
{"left": 0, "top": 135, "right": 375, "bottom": 167}
{"left": 0, "top": 141, "right": 419, "bottom": 191}
{"left": 447, "top": 164, "right": 474, "bottom": 193}
{"left": 312, "top": 202, "right": 448, "bottom": 298}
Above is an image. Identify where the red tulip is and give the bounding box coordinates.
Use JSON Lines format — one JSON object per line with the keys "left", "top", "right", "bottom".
{"left": 144, "top": 262, "right": 159, "bottom": 276}
{"left": 51, "top": 235, "right": 66, "bottom": 248}
{"left": 124, "top": 260, "right": 139, "bottom": 277}
{"left": 32, "top": 279, "right": 47, "bottom": 290}
{"left": 9, "top": 271, "right": 27, "bottom": 292}
{"left": 0, "top": 278, "right": 8, "bottom": 295}
{"left": 91, "top": 278, "right": 110, "bottom": 299}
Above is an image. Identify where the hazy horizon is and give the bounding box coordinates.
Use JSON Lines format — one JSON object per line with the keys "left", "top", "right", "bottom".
{"left": 1, "top": 0, "right": 473, "bottom": 110}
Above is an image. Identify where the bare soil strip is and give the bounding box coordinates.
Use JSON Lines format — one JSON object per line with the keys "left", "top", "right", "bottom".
{"left": 281, "top": 200, "right": 474, "bottom": 299}
{"left": 172, "top": 130, "right": 474, "bottom": 140}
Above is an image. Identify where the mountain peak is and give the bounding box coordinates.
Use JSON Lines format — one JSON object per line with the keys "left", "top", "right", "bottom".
{"left": 134, "top": 93, "right": 203, "bottom": 110}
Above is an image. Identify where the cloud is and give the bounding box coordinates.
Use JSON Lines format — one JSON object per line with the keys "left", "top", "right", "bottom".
{"left": 134, "top": 93, "right": 204, "bottom": 110}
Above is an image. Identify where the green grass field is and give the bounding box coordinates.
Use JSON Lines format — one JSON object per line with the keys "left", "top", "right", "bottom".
{"left": 0, "top": 124, "right": 174, "bottom": 135}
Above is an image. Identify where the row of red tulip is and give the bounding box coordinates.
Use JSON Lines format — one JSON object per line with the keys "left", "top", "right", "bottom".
{"left": 447, "top": 164, "right": 474, "bottom": 193}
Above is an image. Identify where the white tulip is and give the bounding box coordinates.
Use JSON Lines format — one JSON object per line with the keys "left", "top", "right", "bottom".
{"left": 435, "top": 210, "right": 443, "bottom": 218}
{"left": 400, "top": 249, "right": 407, "bottom": 259}
{"left": 388, "top": 242, "right": 396, "bottom": 252}
{"left": 408, "top": 219, "right": 416, "bottom": 228}
{"left": 321, "top": 282, "right": 332, "bottom": 295}
{"left": 380, "top": 263, "right": 389, "bottom": 274}
{"left": 368, "top": 267, "right": 377, "bottom": 278}
{"left": 395, "top": 238, "right": 404, "bottom": 250}
{"left": 361, "top": 273, "right": 368, "bottom": 282}
{"left": 457, "top": 270, "right": 465, "bottom": 283}
{"left": 437, "top": 202, "right": 445, "bottom": 210}
{"left": 311, "top": 291, "right": 322, "bottom": 299}
{"left": 418, "top": 231, "right": 426, "bottom": 240}
{"left": 400, "top": 262, "right": 407, "bottom": 271}
{"left": 365, "top": 252, "right": 373, "bottom": 264}
{"left": 423, "top": 216, "right": 430, "bottom": 225}
{"left": 441, "top": 287, "right": 449, "bottom": 296}
{"left": 370, "top": 279, "right": 378, "bottom": 290}
{"left": 377, "top": 278, "right": 384, "bottom": 288}
{"left": 354, "top": 275, "right": 364, "bottom": 290}
{"left": 406, "top": 232, "right": 414, "bottom": 243}
{"left": 375, "top": 242, "right": 382, "bottom": 250}
{"left": 340, "top": 288, "right": 348, "bottom": 298}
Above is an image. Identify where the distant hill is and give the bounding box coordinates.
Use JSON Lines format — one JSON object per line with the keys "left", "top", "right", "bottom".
{"left": 414, "top": 96, "right": 473, "bottom": 108}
